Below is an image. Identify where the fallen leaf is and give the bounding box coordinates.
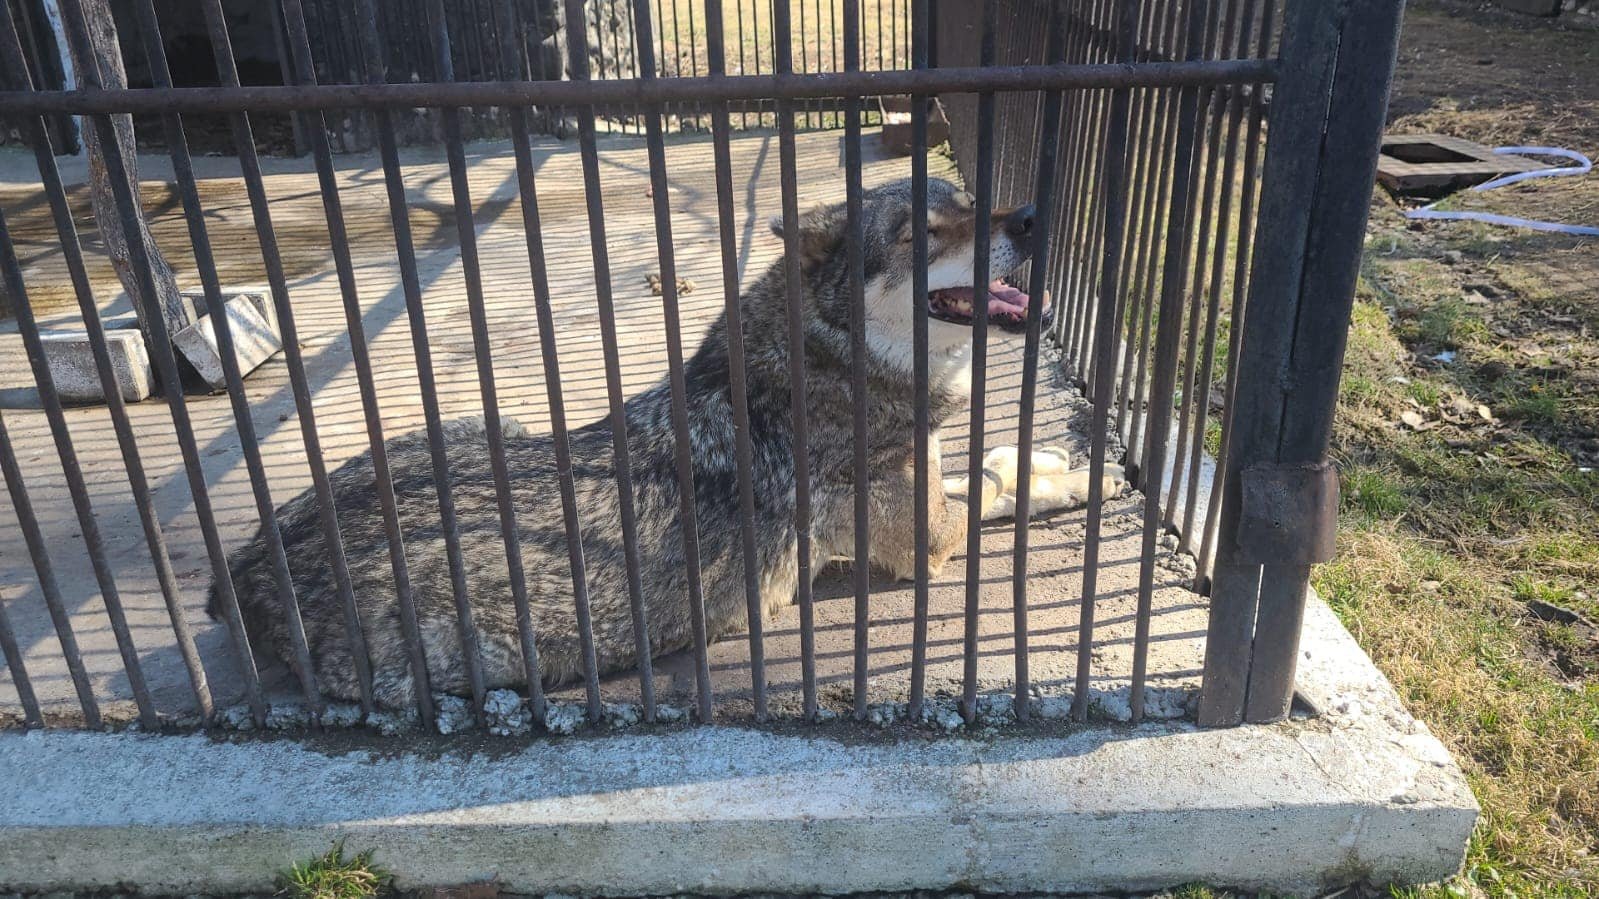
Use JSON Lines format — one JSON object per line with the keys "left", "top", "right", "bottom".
{"left": 1401, "top": 410, "right": 1427, "bottom": 429}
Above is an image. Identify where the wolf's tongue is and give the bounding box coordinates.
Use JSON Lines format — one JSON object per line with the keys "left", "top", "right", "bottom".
{"left": 986, "top": 279, "right": 1029, "bottom": 318}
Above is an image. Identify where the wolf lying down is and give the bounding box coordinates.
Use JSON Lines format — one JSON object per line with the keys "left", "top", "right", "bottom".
{"left": 213, "top": 177, "right": 1126, "bottom": 707}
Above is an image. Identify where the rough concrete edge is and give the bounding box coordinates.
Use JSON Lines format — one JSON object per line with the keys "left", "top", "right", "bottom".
{"left": 0, "top": 589, "right": 1478, "bottom": 899}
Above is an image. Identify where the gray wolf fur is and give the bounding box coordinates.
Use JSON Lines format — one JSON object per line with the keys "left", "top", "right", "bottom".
{"left": 211, "top": 177, "right": 1125, "bottom": 706}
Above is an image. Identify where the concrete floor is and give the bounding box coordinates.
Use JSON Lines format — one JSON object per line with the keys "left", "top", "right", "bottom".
{"left": 0, "top": 127, "right": 1208, "bottom": 724}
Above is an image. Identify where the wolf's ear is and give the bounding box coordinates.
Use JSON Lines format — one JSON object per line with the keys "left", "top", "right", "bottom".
{"left": 769, "top": 202, "right": 846, "bottom": 267}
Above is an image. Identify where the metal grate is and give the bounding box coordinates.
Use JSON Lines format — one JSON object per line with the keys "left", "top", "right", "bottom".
{"left": 0, "top": 0, "right": 1402, "bottom": 733}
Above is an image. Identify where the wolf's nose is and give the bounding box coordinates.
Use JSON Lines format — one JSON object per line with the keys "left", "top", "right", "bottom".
{"left": 1005, "top": 204, "right": 1035, "bottom": 239}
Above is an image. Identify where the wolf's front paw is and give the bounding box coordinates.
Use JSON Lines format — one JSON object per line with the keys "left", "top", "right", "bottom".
{"left": 1028, "top": 463, "right": 1127, "bottom": 516}
{"left": 981, "top": 445, "right": 1071, "bottom": 496}
{"left": 982, "top": 445, "right": 1020, "bottom": 496}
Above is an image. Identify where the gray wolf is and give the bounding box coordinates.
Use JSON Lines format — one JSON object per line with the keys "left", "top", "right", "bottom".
{"left": 211, "top": 177, "right": 1125, "bottom": 707}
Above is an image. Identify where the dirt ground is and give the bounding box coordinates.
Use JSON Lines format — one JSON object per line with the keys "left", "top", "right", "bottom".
{"left": 1316, "top": 2, "right": 1599, "bottom": 896}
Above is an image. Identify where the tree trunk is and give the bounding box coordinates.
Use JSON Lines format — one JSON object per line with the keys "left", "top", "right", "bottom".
{"left": 65, "top": 0, "right": 190, "bottom": 353}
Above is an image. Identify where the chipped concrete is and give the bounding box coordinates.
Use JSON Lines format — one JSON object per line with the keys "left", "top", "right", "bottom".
{"left": 0, "top": 589, "right": 1476, "bottom": 897}
{"left": 170, "top": 293, "right": 283, "bottom": 388}
{"left": 35, "top": 326, "right": 153, "bottom": 404}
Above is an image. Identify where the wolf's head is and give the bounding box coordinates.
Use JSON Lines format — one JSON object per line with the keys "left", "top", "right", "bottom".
{"left": 770, "top": 177, "right": 1048, "bottom": 391}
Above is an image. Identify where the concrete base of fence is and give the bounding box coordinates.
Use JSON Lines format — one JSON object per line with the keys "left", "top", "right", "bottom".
{"left": 38, "top": 326, "right": 154, "bottom": 404}
{"left": 0, "top": 593, "right": 1475, "bottom": 896}
{"left": 171, "top": 289, "right": 282, "bottom": 389}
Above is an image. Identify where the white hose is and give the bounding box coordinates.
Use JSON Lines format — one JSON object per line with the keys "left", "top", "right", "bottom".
{"left": 1404, "top": 146, "right": 1599, "bottom": 237}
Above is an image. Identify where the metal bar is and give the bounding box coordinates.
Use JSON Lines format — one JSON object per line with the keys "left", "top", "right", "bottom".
{"left": 355, "top": 0, "right": 492, "bottom": 724}
{"left": 1113, "top": 1, "right": 1177, "bottom": 447}
{"left": 559, "top": 0, "right": 654, "bottom": 723}
{"left": 431, "top": 0, "right": 585, "bottom": 720}
{"left": 0, "top": 59, "right": 1280, "bottom": 115}
{"left": 1163, "top": 0, "right": 1235, "bottom": 529}
{"left": 631, "top": 0, "right": 714, "bottom": 722}
{"left": 4, "top": 0, "right": 181, "bottom": 731}
{"left": 906, "top": 0, "right": 931, "bottom": 721}
{"left": 1244, "top": 0, "right": 1404, "bottom": 724}
{"left": 195, "top": 0, "right": 379, "bottom": 718}
{"left": 1122, "top": 0, "right": 1190, "bottom": 484}
{"left": 705, "top": 0, "right": 767, "bottom": 719}
{"left": 275, "top": 0, "right": 437, "bottom": 726}
{"left": 0, "top": 403, "right": 97, "bottom": 726}
{"left": 1181, "top": 0, "right": 1258, "bottom": 550}
{"left": 0, "top": 495, "right": 45, "bottom": 727}
{"left": 842, "top": 0, "right": 872, "bottom": 722}
{"left": 499, "top": 0, "right": 617, "bottom": 723}
{"left": 772, "top": 0, "right": 818, "bottom": 719}
{"left": 3, "top": 1, "right": 228, "bottom": 726}
{"left": 1010, "top": 0, "right": 1068, "bottom": 723}
{"left": 960, "top": 0, "right": 997, "bottom": 726}
{"left": 1047, "top": 0, "right": 1095, "bottom": 366}
{"left": 1129, "top": 0, "right": 1210, "bottom": 724}
{"left": 1071, "top": 0, "right": 1137, "bottom": 722}
{"left": 1196, "top": 0, "right": 1274, "bottom": 590}
{"left": 1059, "top": 0, "right": 1116, "bottom": 378}
{"left": 1199, "top": 0, "right": 1352, "bottom": 728}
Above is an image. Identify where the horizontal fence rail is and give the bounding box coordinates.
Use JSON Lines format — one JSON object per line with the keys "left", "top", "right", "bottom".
{"left": 0, "top": 0, "right": 1400, "bottom": 733}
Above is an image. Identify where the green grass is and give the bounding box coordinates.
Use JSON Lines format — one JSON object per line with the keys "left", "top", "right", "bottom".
{"left": 1317, "top": 281, "right": 1599, "bottom": 896}
{"left": 277, "top": 842, "right": 390, "bottom": 899}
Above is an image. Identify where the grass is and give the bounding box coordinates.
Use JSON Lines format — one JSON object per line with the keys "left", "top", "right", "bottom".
{"left": 1311, "top": 204, "right": 1599, "bottom": 895}
{"left": 277, "top": 842, "right": 390, "bottom": 899}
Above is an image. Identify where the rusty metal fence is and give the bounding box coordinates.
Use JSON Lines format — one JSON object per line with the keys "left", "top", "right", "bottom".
{"left": 0, "top": 0, "right": 1402, "bottom": 733}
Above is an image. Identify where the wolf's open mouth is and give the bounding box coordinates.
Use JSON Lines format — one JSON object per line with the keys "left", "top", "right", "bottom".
{"left": 928, "top": 278, "right": 1043, "bottom": 333}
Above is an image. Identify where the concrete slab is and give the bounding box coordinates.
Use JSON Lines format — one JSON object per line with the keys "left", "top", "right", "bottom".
{"left": 0, "top": 590, "right": 1476, "bottom": 896}
{"left": 36, "top": 326, "right": 153, "bottom": 404}
{"left": 170, "top": 292, "right": 283, "bottom": 388}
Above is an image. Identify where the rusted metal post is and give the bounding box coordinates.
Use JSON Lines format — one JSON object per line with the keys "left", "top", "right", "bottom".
{"left": 1198, "top": 0, "right": 1406, "bottom": 727}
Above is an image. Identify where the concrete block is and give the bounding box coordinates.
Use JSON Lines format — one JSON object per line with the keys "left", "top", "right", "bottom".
{"left": 0, "top": 592, "right": 1476, "bottom": 898}
{"left": 171, "top": 294, "right": 283, "bottom": 388}
{"left": 179, "top": 286, "right": 277, "bottom": 336}
{"left": 38, "top": 328, "right": 153, "bottom": 404}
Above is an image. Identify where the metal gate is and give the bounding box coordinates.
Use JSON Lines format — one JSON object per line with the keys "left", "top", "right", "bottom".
{"left": 0, "top": 0, "right": 1403, "bottom": 732}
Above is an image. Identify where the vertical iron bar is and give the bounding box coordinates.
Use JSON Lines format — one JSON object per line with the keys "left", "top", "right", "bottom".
{"left": 960, "top": 0, "right": 997, "bottom": 726}
{"left": 705, "top": 0, "right": 767, "bottom": 718}
{"left": 274, "top": 0, "right": 437, "bottom": 726}
{"left": 355, "top": 0, "right": 493, "bottom": 723}
{"left": 1178, "top": 0, "right": 1254, "bottom": 547}
{"left": 195, "top": 0, "right": 381, "bottom": 717}
{"left": 502, "top": 0, "right": 624, "bottom": 722}
{"left": 1073, "top": 0, "right": 1137, "bottom": 721}
{"left": 631, "top": 0, "right": 715, "bottom": 722}
{"left": 0, "top": 402, "right": 98, "bottom": 727}
{"left": 1009, "top": 0, "right": 1067, "bottom": 722}
{"left": 1163, "top": 0, "right": 1233, "bottom": 529}
{"left": 560, "top": 0, "right": 656, "bottom": 722}
{"left": 2, "top": 2, "right": 226, "bottom": 724}
{"left": 843, "top": 0, "right": 872, "bottom": 722}
{"left": 0, "top": 487, "right": 45, "bottom": 728}
{"left": 431, "top": 0, "right": 587, "bottom": 720}
{"left": 906, "top": 0, "right": 930, "bottom": 720}
{"left": 1243, "top": 0, "right": 1402, "bottom": 724}
{"left": 1129, "top": 0, "right": 1209, "bottom": 723}
{"left": 771, "top": 0, "right": 819, "bottom": 719}
{"left": 1196, "top": 0, "right": 1274, "bottom": 590}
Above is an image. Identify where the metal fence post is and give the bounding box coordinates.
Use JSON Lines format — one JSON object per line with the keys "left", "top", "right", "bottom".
{"left": 1197, "top": 0, "right": 1406, "bottom": 727}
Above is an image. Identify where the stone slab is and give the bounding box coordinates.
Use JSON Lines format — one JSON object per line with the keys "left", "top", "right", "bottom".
{"left": 170, "top": 293, "right": 283, "bottom": 388}
{"left": 0, "top": 590, "right": 1477, "bottom": 897}
{"left": 37, "top": 327, "right": 153, "bottom": 404}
